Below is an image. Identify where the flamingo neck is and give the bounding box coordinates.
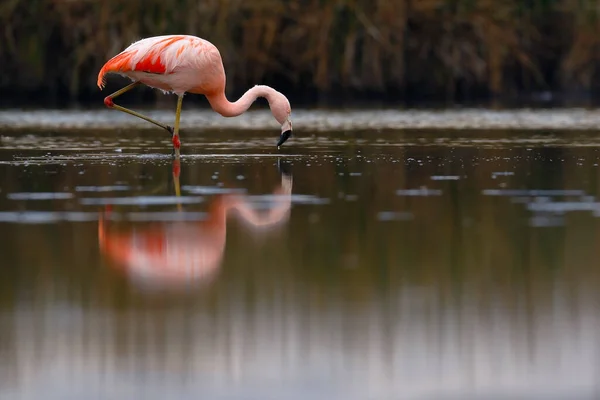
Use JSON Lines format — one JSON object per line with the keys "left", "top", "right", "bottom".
{"left": 206, "top": 85, "right": 278, "bottom": 118}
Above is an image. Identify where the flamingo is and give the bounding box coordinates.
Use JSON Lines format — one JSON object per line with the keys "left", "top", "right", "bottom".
{"left": 97, "top": 35, "right": 293, "bottom": 158}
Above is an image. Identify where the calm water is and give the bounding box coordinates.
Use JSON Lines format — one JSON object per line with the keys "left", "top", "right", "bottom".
{"left": 1, "top": 116, "right": 600, "bottom": 399}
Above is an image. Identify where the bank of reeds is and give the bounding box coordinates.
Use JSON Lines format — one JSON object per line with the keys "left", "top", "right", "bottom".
{"left": 1, "top": 0, "right": 600, "bottom": 105}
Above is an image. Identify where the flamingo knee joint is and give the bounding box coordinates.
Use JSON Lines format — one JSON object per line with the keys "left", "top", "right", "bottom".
{"left": 104, "top": 96, "right": 114, "bottom": 108}
{"left": 172, "top": 135, "right": 181, "bottom": 150}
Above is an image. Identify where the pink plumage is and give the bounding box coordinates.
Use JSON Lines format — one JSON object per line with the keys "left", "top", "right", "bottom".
{"left": 98, "top": 172, "right": 292, "bottom": 290}
{"left": 98, "top": 34, "right": 293, "bottom": 157}
{"left": 98, "top": 35, "right": 225, "bottom": 95}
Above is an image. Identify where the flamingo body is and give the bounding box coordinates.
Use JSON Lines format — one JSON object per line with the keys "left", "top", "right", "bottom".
{"left": 97, "top": 34, "right": 293, "bottom": 156}
{"left": 98, "top": 35, "right": 225, "bottom": 96}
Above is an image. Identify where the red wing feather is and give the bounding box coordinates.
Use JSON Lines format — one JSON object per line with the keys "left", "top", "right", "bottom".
{"left": 97, "top": 36, "right": 187, "bottom": 89}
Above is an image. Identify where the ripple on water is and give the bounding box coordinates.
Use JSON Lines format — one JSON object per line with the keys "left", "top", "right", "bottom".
{"left": 79, "top": 196, "right": 204, "bottom": 206}
{"left": 75, "top": 185, "right": 131, "bottom": 192}
{"left": 530, "top": 215, "right": 566, "bottom": 227}
{"left": 0, "top": 211, "right": 98, "bottom": 223}
{"left": 482, "top": 189, "right": 586, "bottom": 196}
{"left": 491, "top": 171, "right": 515, "bottom": 178}
{"left": 377, "top": 211, "right": 414, "bottom": 221}
{"left": 0, "top": 211, "right": 209, "bottom": 223}
{"left": 527, "top": 201, "right": 599, "bottom": 213}
{"left": 396, "top": 188, "right": 443, "bottom": 196}
{"left": 245, "top": 194, "right": 330, "bottom": 205}
{"left": 181, "top": 186, "right": 247, "bottom": 195}
{"left": 7, "top": 192, "right": 74, "bottom": 200}
{"left": 3, "top": 153, "right": 308, "bottom": 166}
{"left": 109, "top": 212, "right": 208, "bottom": 222}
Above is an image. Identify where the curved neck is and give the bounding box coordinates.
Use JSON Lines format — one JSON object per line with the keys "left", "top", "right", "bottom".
{"left": 206, "top": 85, "right": 278, "bottom": 118}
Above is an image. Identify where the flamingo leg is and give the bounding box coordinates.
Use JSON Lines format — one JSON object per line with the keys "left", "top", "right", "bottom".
{"left": 172, "top": 158, "right": 182, "bottom": 211}
{"left": 103, "top": 82, "right": 174, "bottom": 135}
{"left": 171, "top": 95, "right": 184, "bottom": 159}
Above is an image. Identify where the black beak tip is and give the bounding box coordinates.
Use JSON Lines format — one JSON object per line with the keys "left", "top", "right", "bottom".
{"left": 277, "top": 130, "right": 293, "bottom": 148}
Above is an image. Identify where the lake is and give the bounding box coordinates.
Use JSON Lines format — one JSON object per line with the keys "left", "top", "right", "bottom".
{"left": 1, "top": 109, "right": 600, "bottom": 399}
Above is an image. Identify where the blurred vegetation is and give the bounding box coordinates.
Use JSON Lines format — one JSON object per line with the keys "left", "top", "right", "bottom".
{"left": 2, "top": 0, "right": 600, "bottom": 105}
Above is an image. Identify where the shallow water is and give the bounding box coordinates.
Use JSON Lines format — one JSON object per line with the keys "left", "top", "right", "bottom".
{"left": 1, "top": 119, "right": 600, "bottom": 399}
{"left": 4, "top": 107, "right": 600, "bottom": 131}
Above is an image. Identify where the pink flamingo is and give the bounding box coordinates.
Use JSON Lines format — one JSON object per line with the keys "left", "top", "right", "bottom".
{"left": 98, "top": 160, "right": 293, "bottom": 290}
{"left": 97, "top": 35, "right": 293, "bottom": 158}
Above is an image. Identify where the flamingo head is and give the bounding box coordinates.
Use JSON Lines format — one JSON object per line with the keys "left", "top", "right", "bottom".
{"left": 278, "top": 117, "right": 293, "bottom": 148}
{"left": 272, "top": 92, "right": 293, "bottom": 148}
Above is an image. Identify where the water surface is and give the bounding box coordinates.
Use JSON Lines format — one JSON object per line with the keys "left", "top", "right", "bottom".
{"left": 1, "top": 121, "right": 600, "bottom": 399}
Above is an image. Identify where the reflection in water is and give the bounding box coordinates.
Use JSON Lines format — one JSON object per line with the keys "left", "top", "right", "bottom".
{"left": 98, "top": 160, "right": 293, "bottom": 290}
{"left": 2, "top": 131, "right": 600, "bottom": 399}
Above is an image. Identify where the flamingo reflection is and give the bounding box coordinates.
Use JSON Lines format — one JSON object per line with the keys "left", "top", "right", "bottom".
{"left": 98, "top": 159, "right": 292, "bottom": 290}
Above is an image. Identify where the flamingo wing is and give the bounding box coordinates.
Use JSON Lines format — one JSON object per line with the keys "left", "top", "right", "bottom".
{"left": 97, "top": 35, "right": 213, "bottom": 89}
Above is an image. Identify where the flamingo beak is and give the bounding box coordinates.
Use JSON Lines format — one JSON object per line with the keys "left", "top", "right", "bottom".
{"left": 277, "top": 118, "right": 293, "bottom": 149}
{"left": 277, "top": 130, "right": 292, "bottom": 148}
